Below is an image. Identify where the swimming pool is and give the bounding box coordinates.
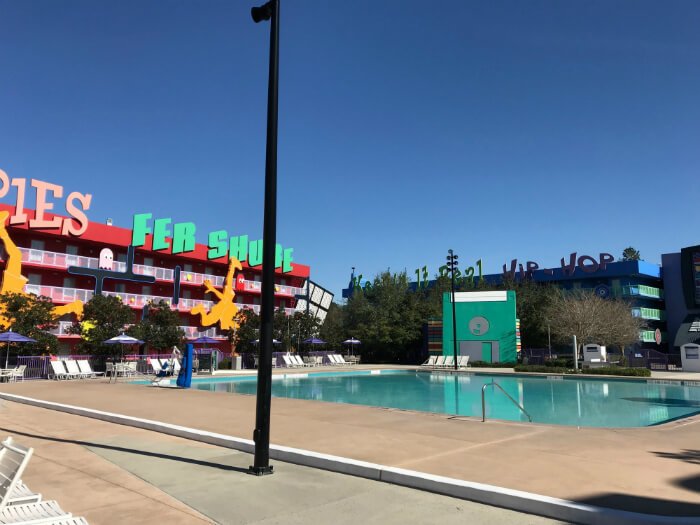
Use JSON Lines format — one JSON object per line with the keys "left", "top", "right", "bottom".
{"left": 189, "top": 370, "right": 700, "bottom": 428}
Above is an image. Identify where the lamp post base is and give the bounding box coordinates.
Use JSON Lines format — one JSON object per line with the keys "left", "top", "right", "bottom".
{"left": 248, "top": 465, "right": 274, "bottom": 476}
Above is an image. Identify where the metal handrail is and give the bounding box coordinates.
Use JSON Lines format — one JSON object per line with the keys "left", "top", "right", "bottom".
{"left": 481, "top": 382, "right": 532, "bottom": 423}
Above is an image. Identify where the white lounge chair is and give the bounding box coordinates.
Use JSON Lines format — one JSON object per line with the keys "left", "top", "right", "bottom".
{"left": 421, "top": 356, "right": 436, "bottom": 367}
{"left": 433, "top": 356, "right": 446, "bottom": 368}
{"left": 442, "top": 356, "right": 455, "bottom": 369}
{"left": 9, "top": 365, "right": 26, "bottom": 383}
{"left": 458, "top": 355, "right": 470, "bottom": 369}
{"left": 49, "top": 361, "right": 70, "bottom": 380}
{"left": 294, "top": 355, "right": 312, "bottom": 367}
{"left": 150, "top": 359, "right": 163, "bottom": 375}
{"left": 315, "top": 356, "right": 324, "bottom": 367}
{"left": 0, "top": 499, "right": 74, "bottom": 523}
{"left": 64, "top": 360, "right": 90, "bottom": 380}
{"left": 335, "top": 355, "right": 349, "bottom": 366}
{"left": 77, "top": 360, "right": 104, "bottom": 379}
{"left": 282, "top": 355, "right": 295, "bottom": 368}
{"left": 1, "top": 437, "right": 40, "bottom": 507}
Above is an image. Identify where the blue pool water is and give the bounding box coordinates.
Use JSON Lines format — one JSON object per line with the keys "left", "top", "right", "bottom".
{"left": 190, "top": 371, "right": 700, "bottom": 428}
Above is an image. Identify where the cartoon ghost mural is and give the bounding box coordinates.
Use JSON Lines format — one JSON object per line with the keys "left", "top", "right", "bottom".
{"left": 98, "top": 248, "right": 114, "bottom": 270}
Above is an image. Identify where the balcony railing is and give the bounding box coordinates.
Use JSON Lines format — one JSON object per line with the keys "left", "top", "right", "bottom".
{"left": 622, "top": 285, "right": 664, "bottom": 299}
{"left": 639, "top": 330, "right": 666, "bottom": 343}
{"left": 17, "top": 247, "right": 301, "bottom": 295}
{"left": 631, "top": 307, "right": 666, "bottom": 321}
{"left": 49, "top": 320, "right": 223, "bottom": 340}
{"left": 25, "top": 284, "right": 294, "bottom": 317}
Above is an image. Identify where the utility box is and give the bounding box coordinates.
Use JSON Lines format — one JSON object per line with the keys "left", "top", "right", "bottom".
{"left": 681, "top": 343, "right": 700, "bottom": 372}
{"left": 583, "top": 344, "right": 607, "bottom": 363}
{"left": 233, "top": 355, "right": 243, "bottom": 370}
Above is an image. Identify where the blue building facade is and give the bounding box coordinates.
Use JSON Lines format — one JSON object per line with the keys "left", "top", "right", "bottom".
{"left": 343, "top": 255, "right": 668, "bottom": 351}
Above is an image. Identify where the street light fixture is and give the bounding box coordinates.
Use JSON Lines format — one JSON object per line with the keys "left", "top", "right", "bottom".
{"left": 249, "top": 0, "right": 279, "bottom": 477}
{"left": 446, "top": 249, "right": 459, "bottom": 371}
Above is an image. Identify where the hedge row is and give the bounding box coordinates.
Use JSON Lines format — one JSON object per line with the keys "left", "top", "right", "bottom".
{"left": 513, "top": 364, "right": 651, "bottom": 377}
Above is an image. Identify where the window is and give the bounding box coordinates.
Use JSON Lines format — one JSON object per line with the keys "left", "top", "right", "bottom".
{"left": 115, "top": 283, "right": 126, "bottom": 293}
{"left": 144, "top": 257, "right": 154, "bottom": 267}
{"left": 143, "top": 285, "right": 152, "bottom": 296}
{"left": 205, "top": 266, "right": 213, "bottom": 275}
{"left": 63, "top": 277, "right": 76, "bottom": 288}
{"left": 184, "top": 263, "right": 193, "bottom": 272}
{"left": 182, "top": 290, "right": 192, "bottom": 299}
{"left": 30, "top": 240, "right": 45, "bottom": 250}
{"left": 66, "top": 245, "right": 79, "bottom": 255}
{"left": 116, "top": 252, "right": 127, "bottom": 263}
{"left": 28, "top": 273, "right": 42, "bottom": 285}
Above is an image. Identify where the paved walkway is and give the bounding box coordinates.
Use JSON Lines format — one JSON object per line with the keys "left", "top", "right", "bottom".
{"left": 0, "top": 400, "right": 563, "bottom": 525}
{"left": 1, "top": 375, "right": 699, "bottom": 518}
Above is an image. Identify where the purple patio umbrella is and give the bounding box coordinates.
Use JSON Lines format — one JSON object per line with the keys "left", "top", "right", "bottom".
{"left": 0, "top": 330, "right": 37, "bottom": 368}
{"left": 191, "top": 336, "right": 220, "bottom": 344}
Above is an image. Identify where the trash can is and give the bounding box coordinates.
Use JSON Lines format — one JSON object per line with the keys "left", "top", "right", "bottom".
{"left": 233, "top": 356, "right": 243, "bottom": 370}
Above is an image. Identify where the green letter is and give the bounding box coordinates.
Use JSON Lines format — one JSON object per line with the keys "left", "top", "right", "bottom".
{"left": 275, "top": 243, "right": 283, "bottom": 268}
{"left": 132, "top": 213, "right": 152, "bottom": 247}
{"left": 229, "top": 235, "right": 249, "bottom": 262}
{"left": 152, "top": 217, "right": 172, "bottom": 251}
{"left": 248, "top": 239, "right": 263, "bottom": 266}
{"left": 208, "top": 230, "right": 228, "bottom": 259}
{"left": 283, "top": 248, "right": 294, "bottom": 273}
{"left": 172, "top": 222, "right": 196, "bottom": 254}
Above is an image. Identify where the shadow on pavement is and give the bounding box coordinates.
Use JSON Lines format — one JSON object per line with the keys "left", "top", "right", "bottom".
{"left": 0, "top": 426, "right": 248, "bottom": 474}
{"left": 575, "top": 493, "right": 700, "bottom": 517}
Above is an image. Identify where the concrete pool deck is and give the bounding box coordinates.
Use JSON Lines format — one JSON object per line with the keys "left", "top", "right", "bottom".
{"left": 0, "top": 368, "right": 699, "bottom": 521}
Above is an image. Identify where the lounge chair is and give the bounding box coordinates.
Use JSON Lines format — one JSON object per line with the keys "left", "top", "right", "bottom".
{"left": 294, "top": 356, "right": 312, "bottom": 367}
{"left": 335, "top": 355, "right": 349, "bottom": 366}
{"left": 77, "top": 360, "right": 104, "bottom": 379}
{"left": 0, "top": 500, "right": 74, "bottom": 523}
{"left": 150, "top": 358, "right": 163, "bottom": 375}
{"left": 9, "top": 365, "right": 26, "bottom": 383}
{"left": 49, "top": 361, "right": 70, "bottom": 380}
{"left": 0, "top": 437, "right": 40, "bottom": 507}
{"left": 64, "top": 360, "right": 90, "bottom": 380}
{"left": 282, "top": 355, "right": 295, "bottom": 368}
{"left": 442, "top": 355, "right": 455, "bottom": 369}
{"left": 315, "top": 356, "right": 325, "bottom": 367}
{"left": 458, "top": 355, "right": 470, "bottom": 369}
{"left": 421, "top": 356, "right": 436, "bottom": 367}
{"left": 433, "top": 356, "right": 446, "bottom": 368}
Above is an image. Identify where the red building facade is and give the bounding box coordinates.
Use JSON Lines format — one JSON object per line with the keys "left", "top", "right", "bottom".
{"left": 0, "top": 201, "right": 310, "bottom": 354}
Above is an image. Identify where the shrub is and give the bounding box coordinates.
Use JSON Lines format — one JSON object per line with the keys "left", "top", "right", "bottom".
{"left": 514, "top": 364, "right": 567, "bottom": 373}
{"left": 219, "top": 358, "right": 231, "bottom": 370}
{"left": 543, "top": 358, "right": 574, "bottom": 368}
{"left": 576, "top": 367, "right": 651, "bottom": 377}
{"left": 470, "top": 361, "right": 517, "bottom": 368}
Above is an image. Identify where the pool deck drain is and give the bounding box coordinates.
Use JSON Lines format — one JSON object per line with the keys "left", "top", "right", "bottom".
{"left": 1, "top": 374, "right": 699, "bottom": 523}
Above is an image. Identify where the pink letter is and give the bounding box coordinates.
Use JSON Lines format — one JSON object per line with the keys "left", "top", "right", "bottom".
{"left": 599, "top": 253, "right": 614, "bottom": 271}
{"left": 9, "top": 178, "right": 28, "bottom": 225}
{"left": 577, "top": 255, "right": 599, "bottom": 273}
{"left": 560, "top": 252, "right": 577, "bottom": 276}
{"left": 29, "top": 179, "right": 64, "bottom": 229}
{"left": 0, "top": 169, "right": 10, "bottom": 198}
{"left": 502, "top": 259, "right": 517, "bottom": 280}
{"left": 62, "top": 192, "right": 92, "bottom": 237}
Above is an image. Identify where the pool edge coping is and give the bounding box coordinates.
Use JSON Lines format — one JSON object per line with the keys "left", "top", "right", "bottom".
{"left": 0, "top": 391, "right": 695, "bottom": 525}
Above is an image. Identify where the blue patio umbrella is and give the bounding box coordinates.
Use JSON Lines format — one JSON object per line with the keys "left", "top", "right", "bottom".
{"left": 302, "top": 337, "right": 326, "bottom": 345}
{"left": 191, "top": 336, "right": 220, "bottom": 344}
{"left": 0, "top": 330, "right": 37, "bottom": 368}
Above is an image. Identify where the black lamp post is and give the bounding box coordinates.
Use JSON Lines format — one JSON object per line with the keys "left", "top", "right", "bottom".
{"left": 249, "top": 0, "right": 279, "bottom": 477}
{"left": 446, "top": 249, "right": 459, "bottom": 371}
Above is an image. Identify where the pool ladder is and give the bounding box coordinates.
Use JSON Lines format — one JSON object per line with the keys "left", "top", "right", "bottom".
{"left": 481, "top": 382, "right": 532, "bottom": 423}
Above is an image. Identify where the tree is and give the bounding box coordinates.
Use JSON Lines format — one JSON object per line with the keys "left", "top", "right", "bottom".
{"left": 70, "top": 295, "right": 134, "bottom": 357}
{"left": 319, "top": 302, "right": 345, "bottom": 351}
{"left": 497, "top": 278, "right": 559, "bottom": 348}
{"left": 621, "top": 247, "right": 641, "bottom": 261}
{"left": 128, "top": 300, "right": 184, "bottom": 352}
{"left": 230, "top": 308, "right": 260, "bottom": 355}
{"left": 545, "top": 289, "right": 641, "bottom": 354}
{"left": 0, "top": 292, "right": 59, "bottom": 355}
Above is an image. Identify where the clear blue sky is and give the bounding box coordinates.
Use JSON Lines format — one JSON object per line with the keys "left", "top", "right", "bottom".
{"left": 0, "top": 0, "right": 698, "bottom": 298}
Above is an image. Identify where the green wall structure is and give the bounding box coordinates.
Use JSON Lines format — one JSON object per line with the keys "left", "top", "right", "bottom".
{"left": 442, "top": 290, "right": 518, "bottom": 363}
